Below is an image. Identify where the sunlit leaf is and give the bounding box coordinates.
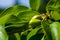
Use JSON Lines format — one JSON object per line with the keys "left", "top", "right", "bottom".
{"left": 50, "top": 22, "right": 60, "bottom": 40}
{"left": 0, "top": 14, "right": 12, "bottom": 25}
{"left": 0, "top": 25, "right": 8, "bottom": 40}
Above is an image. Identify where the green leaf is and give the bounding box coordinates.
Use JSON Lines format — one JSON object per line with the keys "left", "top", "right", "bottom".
{"left": 0, "top": 14, "right": 12, "bottom": 25}
{"left": 0, "top": 5, "right": 30, "bottom": 25}
{"left": 27, "top": 25, "right": 41, "bottom": 40}
{"left": 50, "top": 22, "right": 60, "bottom": 40}
{"left": 14, "top": 33, "right": 21, "bottom": 40}
{"left": 5, "top": 15, "right": 28, "bottom": 33}
{"left": 42, "top": 21, "right": 60, "bottom": 40}
{"left": 46, "top": 0, "right": 60, "bottom": 11}
{"left": 0, "top": 5, "right": 31, "bottom": 40}
{"left": 0, "top": 5, "right": 29, "bottom": 17}
{"left": 30, "top": 0, "right": 41, "bottom": 11}
{"left": 47, "top": 0, "right": 60, "bottom": 21}
{"left": 46, "top": 0, "right": 55, "bottom": 11}
{"left": 0, "top": 25, "right": 8, "bottom": 40}
{"left": 5, "top": 15, "right": 20, "bottom": 27}
{"left": 4, "top": 8, "right": 39, "bottom": 28}
{"left": 51, "top": 11, "right": 60, "bottom": 20}
{"left": 6, "top": 10, "right": 40, "bottom": 33}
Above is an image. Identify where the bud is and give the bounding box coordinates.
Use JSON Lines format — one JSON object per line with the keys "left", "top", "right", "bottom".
{"left": 29, "top": 15, "right": 41, "bottom": 28}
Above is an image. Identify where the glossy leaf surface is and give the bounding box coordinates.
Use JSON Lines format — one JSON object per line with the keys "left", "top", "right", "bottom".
{"left": 50, "top": 22, "right": 60, "bottom": 40}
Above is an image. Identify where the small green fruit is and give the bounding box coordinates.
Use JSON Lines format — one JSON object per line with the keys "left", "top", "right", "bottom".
{"left": 29, "top": 15, "right": 41, "bottom": 28}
